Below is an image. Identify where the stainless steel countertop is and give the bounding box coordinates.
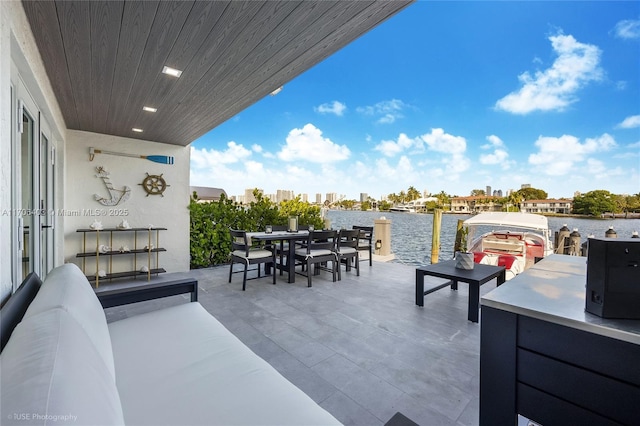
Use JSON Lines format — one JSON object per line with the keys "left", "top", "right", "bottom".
{"left": 481, "top": 254, "right": 640, "bottom": 344}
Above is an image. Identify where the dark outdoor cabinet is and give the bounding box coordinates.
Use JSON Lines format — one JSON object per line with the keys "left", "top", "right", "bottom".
{"left": 479, "top": 255, "right": 640, "bottom": 426}
{"left": 585, "top": 237, "right": 640, "bottom": 319}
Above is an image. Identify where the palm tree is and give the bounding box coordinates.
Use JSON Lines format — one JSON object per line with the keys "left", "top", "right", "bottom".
{"left": 507, "top": 192, "right": 522, "bottom": 212}
{"left": 435, "top": 191, "right": 450, "bottom": 210}
{"left": 407, "top": 186, "right": 420, "bottom": 201}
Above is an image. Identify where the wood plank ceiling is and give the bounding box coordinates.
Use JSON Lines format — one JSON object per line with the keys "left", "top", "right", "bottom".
{"left": 21, "top": 0, "right": 413, "bottom": 146}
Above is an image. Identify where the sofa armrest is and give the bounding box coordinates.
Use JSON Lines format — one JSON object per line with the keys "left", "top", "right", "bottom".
{"left": 96, "top": 278, "right": 198, "bottom": 308}
{"left": 0, "top": 272, "right": 42, "bottom": 352}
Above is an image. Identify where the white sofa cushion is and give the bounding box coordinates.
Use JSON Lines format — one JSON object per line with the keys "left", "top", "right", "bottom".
{"left": 23, "top": 263, "right": 116, "bottom": 379}
{"left": 109, "top": 302, "right": 341, "bottom": 426}
{"left": 0, "top": 308, "right": 125, "bottom": 426}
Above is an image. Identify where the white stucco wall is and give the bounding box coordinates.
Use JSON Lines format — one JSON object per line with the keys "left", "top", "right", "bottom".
{"left": 0, "top": 1, "right": 13, "bottom": 301}
{"left": 64, "top": 132, "right": 191, "bottom": 276}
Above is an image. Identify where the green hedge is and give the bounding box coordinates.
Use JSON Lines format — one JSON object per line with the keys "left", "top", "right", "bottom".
{"left": 189, "top": 191, "right": 325, "bottom": 269}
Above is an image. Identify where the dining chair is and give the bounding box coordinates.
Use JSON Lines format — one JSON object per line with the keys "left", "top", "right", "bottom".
{"left": 269, "top": 225, "right": 289, "bottom": 275}
{"left": 336, "top": 229, "right": 360, "bottom": 280}
{"left": 352, "top": 225, "right": 373, "bottom": 266}
{"left": 294, "top": 230, "right": 337, "bottom": 287}
{"left": 228, "top": 229, "right": 276, "bottom": 291}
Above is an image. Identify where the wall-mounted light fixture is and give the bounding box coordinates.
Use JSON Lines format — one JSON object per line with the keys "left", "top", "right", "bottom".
{"left": 375, "top": 239, "right": 382, "bottom": 251}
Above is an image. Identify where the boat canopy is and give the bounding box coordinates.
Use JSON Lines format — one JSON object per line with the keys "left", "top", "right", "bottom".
{"left": 463, "top": 212, "right": 549, "bottom": 231}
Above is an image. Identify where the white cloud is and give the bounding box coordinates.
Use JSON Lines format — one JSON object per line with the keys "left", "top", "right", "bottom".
{"left": 315, "top": 101, "right": 347, "bottom": 116}
{"left": 420, "top": 128, "right": 467, "bottom": 155}
{"left": 528, "top": 133, "right": 617, "bottom": 176}
{"left": 190, "top": 142, "right": 252, "bottom": 169}
{"left": 374, "top": 133, "right": 417, "bottom": 157}
{"left": 613, "top": 18, "right": 640, "bottom": 39}
{"left": 480, "top": 135, "right": 510, "bottom": 166}
{"left": 357, "top": 99, "right": 406, "bottom": 124}
{"left": 277, "top": 123, "right": 350, "bottom": 163}
{"left": 617, "top": 115, "right": 640, "bottom": 129}
{"left": 252, "top": 144, "right": 263, "bottom": 153}
{"left": 481, "top": 134, "right": 505, "bottom": 149}
{"left": 495, "top": 33, "right": 603, "bottom": 114}
{"left": 616, "top": 81, "right": 628, "bottom": 91}
{"left": 418, "top": 128, "right": 470, "bottom": 178}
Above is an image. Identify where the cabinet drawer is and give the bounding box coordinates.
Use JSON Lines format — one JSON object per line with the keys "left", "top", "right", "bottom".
{"left": 518, "top": 316, "right": 640, "bottom": 385}
{"left": 517, "top": 383, "right": 620, "bottom": 426}
{"left": 517, "top": 349, "right": 640, "bottom": 424}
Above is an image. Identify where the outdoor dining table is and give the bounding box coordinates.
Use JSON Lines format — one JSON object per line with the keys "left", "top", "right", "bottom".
{"left": 248, "top": 230, "right": 309, "bottom": 284}
{"left": 415, "top": 259, "right": 506, "bottom": 322}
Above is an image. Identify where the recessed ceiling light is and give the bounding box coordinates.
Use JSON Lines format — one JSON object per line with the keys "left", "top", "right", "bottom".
{"left": 132, "top": 128, "right": 143, "bottom": 133}
{"left": 143, "top": 106, "right": 157, "bottom": 113}
{"left": 162, "top": 66, "right": 182, "bottom": 78}
{"left": 270, "top": 86, "right": 283, "bottom": 96}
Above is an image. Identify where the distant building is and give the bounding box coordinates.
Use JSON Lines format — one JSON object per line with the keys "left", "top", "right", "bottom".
{"left": 276, "top": 189, "right": 295, "bottom": 202}
{"left": 486, "top": 186, "right": 491, "bottom": 196}
{"left": 316, "top": 193, "right": 322, "bottom": 204}
{"left": 521, "top": 184, "right": 531, "bottom": 189}
{"left": 326, "top": 192, "right": 338, "bottom": 203}
{"left": 451, "top": 196, "right": 503, "bottom": 213}
{"left": 360, "top": 193, "right": 368, "bottom": 202}
{"left": 244, "top": 188, "right": 263, "bottom": 204}
{"left": 190, "top": 186, "right": 227, "bottom": 202}
{"left": 521, "top": 199, "right": 573, "bottom": 214}
{"left": 301, "top": 193, "right": 308, "bottom": 203}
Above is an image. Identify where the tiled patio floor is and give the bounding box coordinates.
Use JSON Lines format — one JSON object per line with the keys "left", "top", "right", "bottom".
{"left": 102, "top": 260, "right": 502, "bottom": 426}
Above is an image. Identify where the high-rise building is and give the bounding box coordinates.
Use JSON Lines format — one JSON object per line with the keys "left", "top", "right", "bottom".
{"left": 521, "top": 184, "right": 531, "bottom": 189}
{"left": 276, "top": 189, "right": 295, "bottom": 203}
{"left": 316, "top": 193, "right": 322, "bottom": 204}
{"left": 244, "top": 188, "right": 263, "bottom": 204}
{"left": 486, "top": 186, "right": 492, "bottom": 196}
{"left": 360, "top": 193, "right": 368, "bottom": 202}
{"left": 326, "top": 192, "right": 338, "bottom": 203}
{"left": 301, "top": 193, "right": 308, "bottom": 203}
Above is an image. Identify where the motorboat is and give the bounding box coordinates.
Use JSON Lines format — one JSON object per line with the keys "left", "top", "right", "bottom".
{"left": 389, "top": 205, "right": 414, "bottom": 213}
{"left": 463, "top": 212, "right": 553, "bottom": 280}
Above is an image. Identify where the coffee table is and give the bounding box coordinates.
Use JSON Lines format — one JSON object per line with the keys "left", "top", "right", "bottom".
{"left": 416, "top": 259, "right": 505, "bottom": 322}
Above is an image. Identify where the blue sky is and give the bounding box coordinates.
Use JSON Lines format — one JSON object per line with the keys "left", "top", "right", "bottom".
{"left": 190, "top": 1, "right": 640, "bottom": 200}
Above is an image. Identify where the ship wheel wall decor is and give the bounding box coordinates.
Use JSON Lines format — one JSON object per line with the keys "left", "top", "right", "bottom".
{"left": 139, "top": 173, "right": 170, "bottom": 197}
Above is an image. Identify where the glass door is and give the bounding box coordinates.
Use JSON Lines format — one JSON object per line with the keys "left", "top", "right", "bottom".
{"left": 11, "top": 78, "right": 55, "bottom": 286}
{"left": 19, "top": 104, "right": 36, "bottom": 282}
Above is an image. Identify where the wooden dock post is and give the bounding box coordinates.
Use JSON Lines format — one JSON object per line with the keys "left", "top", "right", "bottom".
{"left": 431, "top": 209, "right": 442, "bottom": 264}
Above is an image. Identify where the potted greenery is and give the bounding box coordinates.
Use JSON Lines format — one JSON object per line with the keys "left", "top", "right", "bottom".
{"left": 455, "top": 225, "right": 474, "bottom": 270}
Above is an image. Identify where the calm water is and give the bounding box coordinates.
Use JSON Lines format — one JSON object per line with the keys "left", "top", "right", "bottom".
{"left": 326, "top": 210, "right": 640, "bottom": 266}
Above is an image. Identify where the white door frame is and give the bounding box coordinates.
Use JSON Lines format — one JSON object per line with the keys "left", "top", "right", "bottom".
{"left": 10, "top": 68, "right": 55, "bottom": 287}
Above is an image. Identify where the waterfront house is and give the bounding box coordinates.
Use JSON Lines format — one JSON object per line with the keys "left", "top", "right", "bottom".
{"left": 521, "top": 198, "right": 573, "bottom": 214}
{"left": 451, "top": 196, "right": 503, "bottom": 214}
{"left": 0, "top": 0, "right": 412, "bottom": 299}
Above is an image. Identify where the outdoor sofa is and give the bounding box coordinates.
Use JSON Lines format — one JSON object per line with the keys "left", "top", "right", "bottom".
{"left": 0, "top": 263, "right": 341, "bottom": 426}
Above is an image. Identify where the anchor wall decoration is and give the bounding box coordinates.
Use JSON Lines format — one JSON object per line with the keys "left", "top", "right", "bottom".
{"left": 94, "top": 166, "right": 131, "bottom": 206}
